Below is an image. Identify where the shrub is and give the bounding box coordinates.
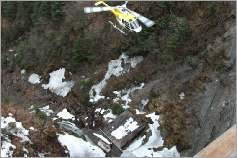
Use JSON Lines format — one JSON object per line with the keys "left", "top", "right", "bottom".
{"left": 1, "top": 57, "right": 9, "bottom": 68}
{"left": 116, "top": 107, "right": 125, "bottom": 115}
{"left": 31, "top": 1, "right": 65, "bottom": 26}
{"left": 2, "top": 97, "right": 11, "bottom": 104}
{"left": 162, "top": 19, "right": 191, "bottom": 61}
{"left": 38, "top": 112, "right": 47, "bottom": 120}
{"left": 156, "top": 14, "right": 176, "bottom": 31}
{"left": 32, "top": 105, "right": 47, "bottom": 120}
{"left": 1, "top": 1, "right": 17, "bottom": 22}
{"left": 186, "top": 57, "right": 199, "bottom": 69}
{"left": 81, "top": 93, "right": 90, "bottom": 103}
{"left": 207, "top": 50, "right": 221, "bottom": 61}
{"left": 80, "top": 79, "right": 91, "bottom": 92}
{"left": 71, "top": 36, "right": 94, "bottom": 70}
{"left": 134, "top": 77, "right": 143, "bottom": 85}
{"left": 50, "top": 2, "right": 65, "bottom": 21}
{"left": 111, "top": 103, "right": 125, "bottom": 115}
{"left": 161, "top": 52, "right": 174, "bottom": 61}
{"left": 33, "top": 105, "right": 41, "bottom": 114}
{"left": 121, "top": 30, "right": 158, "bottom": 56}
{"left": 113, "top": 45, "right": 122, "bottom": 53}
{"left": 158, "top": 1, "right": 174, "bottom": 10}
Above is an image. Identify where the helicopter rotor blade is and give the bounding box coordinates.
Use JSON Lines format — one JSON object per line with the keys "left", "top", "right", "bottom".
{"left": 126, "top": 8, "right": 155, "bottom": 27}
{"left": 84, "top": 6, "right": 117, "bottom": 13}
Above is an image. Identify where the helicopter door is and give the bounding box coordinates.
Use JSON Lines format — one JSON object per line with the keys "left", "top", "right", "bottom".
{"left": 122, "top": 19, "right": 130, "bottom": 30}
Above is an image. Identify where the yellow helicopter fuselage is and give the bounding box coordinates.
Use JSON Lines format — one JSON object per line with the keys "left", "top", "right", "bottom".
{"left": 95, "top": 1, "right": 142, "bottom": 32}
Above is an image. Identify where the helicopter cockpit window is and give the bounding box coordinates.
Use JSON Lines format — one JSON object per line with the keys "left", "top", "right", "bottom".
{"left": 122, "top": 19, "right": 130, "bottom": 29}
{"left": 130, "top": 19, "right": 140, "bottom": 29}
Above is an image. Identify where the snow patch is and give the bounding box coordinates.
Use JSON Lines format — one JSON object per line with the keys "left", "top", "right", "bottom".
{"left": 126, "top": 112, "right": 180, "bottom": 157}
{"left": 37, "top": 152, "right": 50, "bottom": 157}
{"left": 141, "top": 99, "right": 149, "bottom": 106}
{"left": 127, "top": 135, "right": 146, "bottom": 151}
{"left": 95, "top": 108, "right": 107, "bottom": 114}
{"left": 29, "top": 127, "right": 35, "bottom": 131}
{"left": 21, "top": 70, "right": 26, "bottom": 74}
{"left": 179, "top": 92, "right": 185, "bottom": 100}
{"left": 113, "top": 83, "right": 145, "bottom": 109}
{"left": 103, "top": 109, "right": 117, "bottom": 121}
{"left": 28, "top": 73, "right": 41, "bottom": 84}
{"left": 42, "top": 68, "right": 74, "bottom": 97}
{"left": 58, "top": 133, "right": 106, "bottom": 157}
{"left": 89, "top": 53, "right": 143, "bottom": 102}
{"left": 57, "top": 108, "right": 75, "bottom": 120}
{"left": 29, "top": 105, "right": 53, "bottom": 116}
{"left": 39, "top": 105, "right": 53, "bottom": 116}
{"left": 1, "top": 138, "right": 16, "bottom": 157}
{"left": 135, "top": 109, "right": 145, "bottom": 114}
{"left": 22, "top": 146, "right": 29, "bottom": 155}
{"left": 1, "top": 116, "right": 32, "bottom": 143}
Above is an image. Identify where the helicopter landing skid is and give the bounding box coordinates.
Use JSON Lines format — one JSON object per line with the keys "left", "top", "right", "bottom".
{"left": 109, "top": 21, "right": 127, "bottom": 35}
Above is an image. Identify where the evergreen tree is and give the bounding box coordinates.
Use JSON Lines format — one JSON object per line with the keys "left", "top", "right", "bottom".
{"left": 2, "top": 1, "right": 17, "bottom": 21}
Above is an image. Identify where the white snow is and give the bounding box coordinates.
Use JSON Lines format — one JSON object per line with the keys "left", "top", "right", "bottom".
{"left": 135, "top": 109, "right": 145, "bottom": 114}
{"left": 113, "top": 83, "right": 145, "bottom": 109}
{"left": 57, "top": 108, "right": 75, "bottom": 120}
{"left": 29, "top": 127, "right": 34, "bottom": 131}
{"left": 39, "top": 105, "right": 53, "bottom": 116}
{"left": 179, "top": 92, "right": 185, "bottom": 99}
{"left": 28, "top": 73, "right": 41, "bottom": 84}
{"left": 37, "top": 152, "right": 50, "bottom": 157}
{"left": 125, "top": 112, "right": 180, "bottom": 157}
{"left": 58, "top": 133, "right": 106, "bottom": 157}
{"left": 93, "top": 133, "right": 111, "bottom": 144}
{"left": 95, "top": 108, "right": 106, "bottom": 114}
{"left": 52, "top": 117, "right": 58, "bottom": 121}
{"left": 42, "top": 68, "right": 74, "bottom": 97}
{"left": 103, "top": 109, "right": 117, "bottom": 121}
{"left": 126, "top": 135, "right": 146, "bottom": 151}
{"left": 29, "top": 105, "right": 53, "bottom": 116}
{"left": 111, "top": 117, "right": 139, "bottom": 139}
{"left": 21, "top": 70, "right": 26, "bottom": 74}
{"left": 1, "top": 115, "right": 32, "bottom": 143}
{"left": 135, "top": 99, "right": 149, "bottom": 114}
{"left": 141, "top": 99, "right": 149, "bottom": 106}
{"left": 1, "top": 137, "right": 16, "bottom": 157}
{"left": 89, "top": 53, "right": 143, "bottom": 102}
{"left": 9, "top": 49, "right": 13, "bottom": 52}
{"left": 22, "top": 146, "right": 29, "bottom": 155}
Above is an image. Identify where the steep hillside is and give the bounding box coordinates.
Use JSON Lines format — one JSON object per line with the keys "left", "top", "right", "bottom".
{"left": 1, "top": 1, "right": 236, "bottom": 157}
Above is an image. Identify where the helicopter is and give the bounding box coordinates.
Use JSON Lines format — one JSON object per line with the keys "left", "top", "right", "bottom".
{"left": 84, "top": 1, "right": 155, "bottom": 35}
